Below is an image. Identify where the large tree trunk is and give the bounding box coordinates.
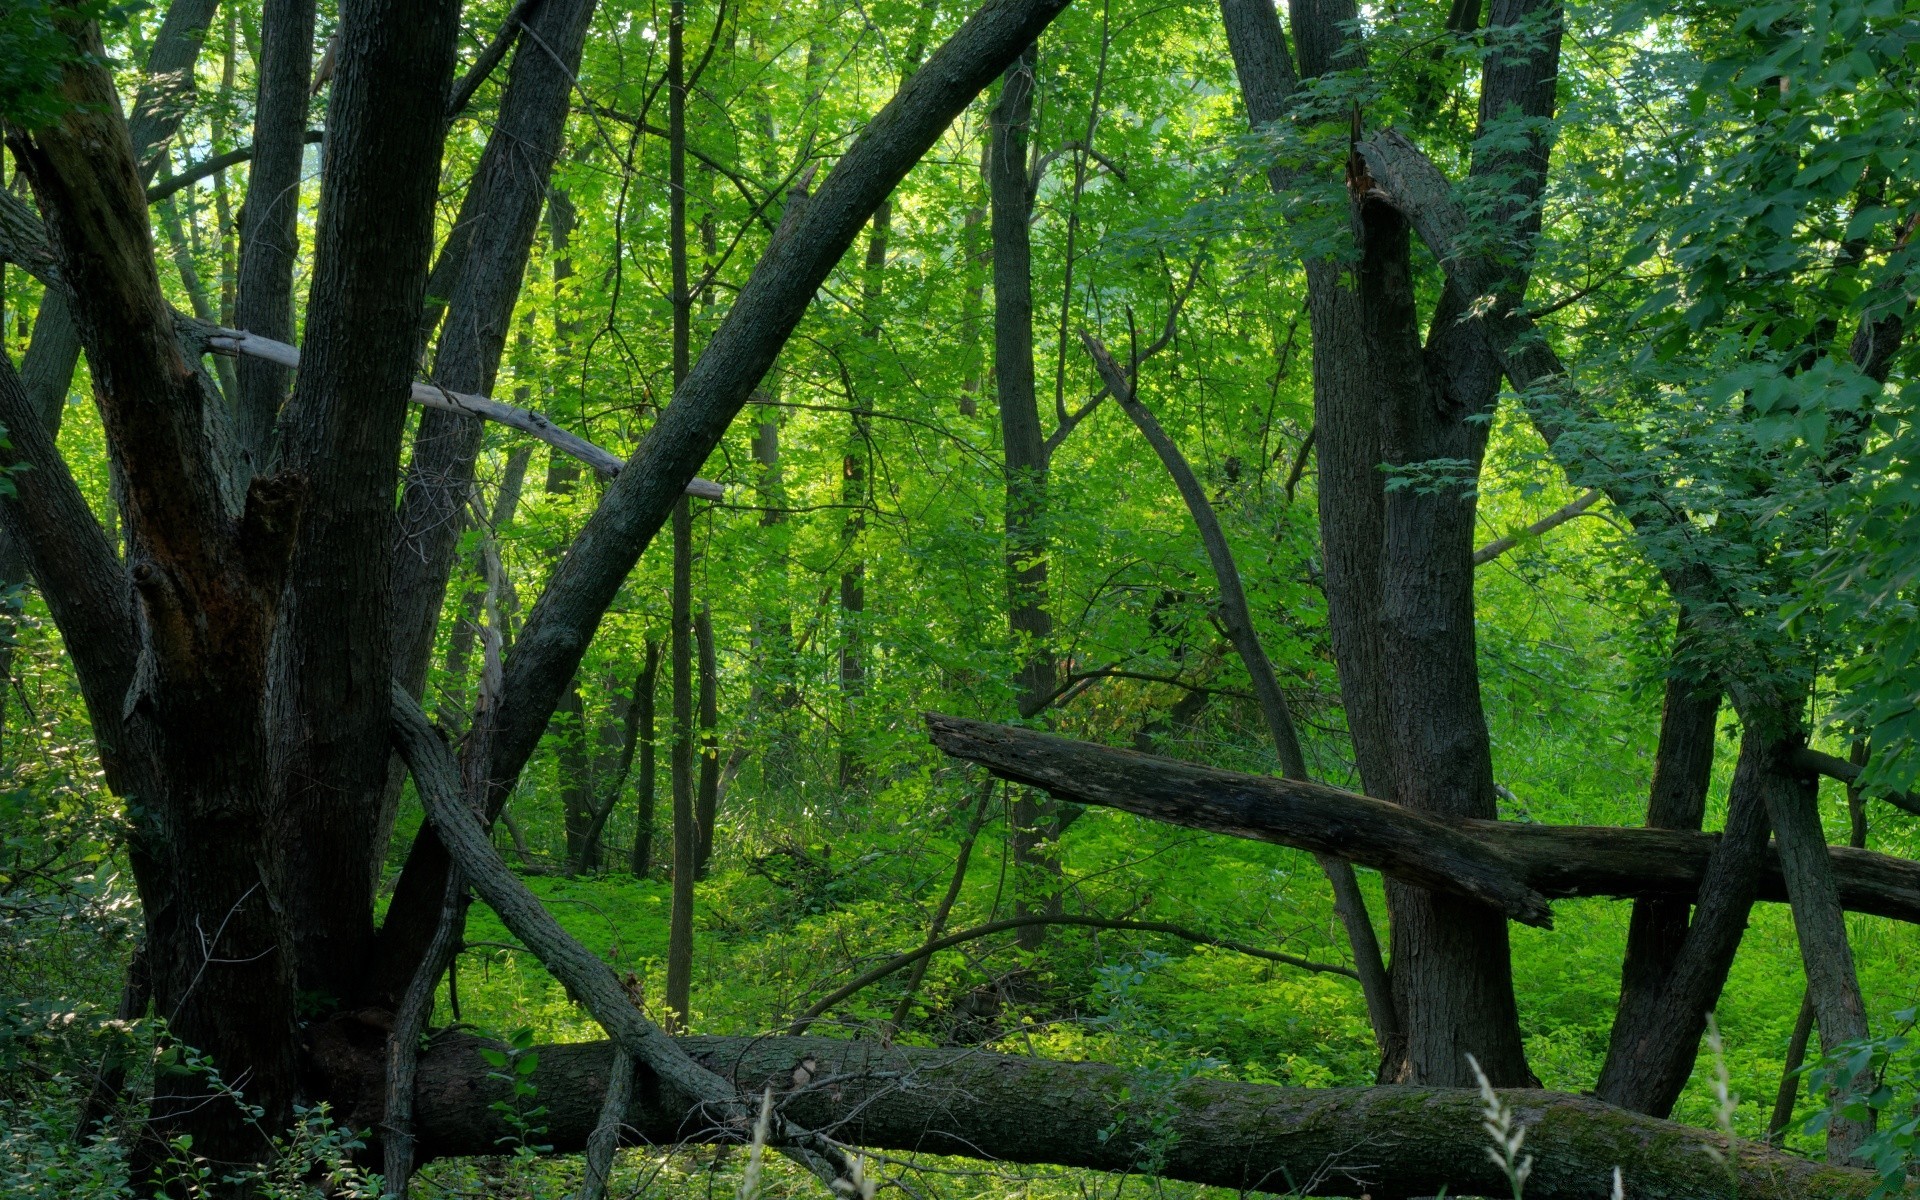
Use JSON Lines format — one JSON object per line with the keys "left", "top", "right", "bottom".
{"left": 302, "top": 1028, "right": 1878, "bottom": 1200}
{"left": 266, "top": 0, "right": 460, "bottom": 1009}
{"left": 9, "top": 11, "right": 308, "bottom": 1162}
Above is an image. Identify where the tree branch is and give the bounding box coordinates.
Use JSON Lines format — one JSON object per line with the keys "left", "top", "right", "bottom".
{"left": 1472, "top": 489, "right": 1603, "bottom": 566}
{"left": 189, "top": 323, "right": 722, "bottom": 496}
{"left": 927, "top": 714, "right": 1920, "bottom": 926}
{"left": 788, "top": 912, "right": 1358, "bottom": 1034}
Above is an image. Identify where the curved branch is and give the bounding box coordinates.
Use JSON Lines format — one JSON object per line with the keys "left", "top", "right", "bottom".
{"left": 787, "top": 912, "right": 1358, "bottom": 1034}
{"left": 1472, "top": 489, "right": 1603, "bottom": 566}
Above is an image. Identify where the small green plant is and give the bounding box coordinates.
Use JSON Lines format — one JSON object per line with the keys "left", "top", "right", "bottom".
{"left": 1805, "top": 1006, "right": 1920, "bottom": 1197}
{"left": 479, "top": 1026, "right": 553, "bottom": 1157}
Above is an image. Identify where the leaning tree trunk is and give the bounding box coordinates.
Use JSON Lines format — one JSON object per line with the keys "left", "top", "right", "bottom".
{"left": 368, "top": 0, "right": 1080, "bottom": 1036}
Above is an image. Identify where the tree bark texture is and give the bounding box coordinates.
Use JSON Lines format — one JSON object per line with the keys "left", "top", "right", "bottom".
{"left": 232, "top": 0, "right": 315, "bottom": 462}
{"left": 266, "top": 0, "right": 460, "bottom": 1008}
{"left": 387, "top": 0, "right": 600, "bottom": 712}
{"left": 9, "top": 12, "right": 306, "bottom": 1162}
{"left": 302, "top": 1028, "right": 1879, "bottom": 1200}
{"left": 1599, "top": 656, "right": 1721, "bottom": 1093}
{"left": 1594, "top": 731, "right": 1773, "bottom": 1117}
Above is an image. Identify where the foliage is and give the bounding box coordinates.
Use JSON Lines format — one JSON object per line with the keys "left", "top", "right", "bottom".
{"left": 1, "top": 0, "right": 1918, "bottom": 1193}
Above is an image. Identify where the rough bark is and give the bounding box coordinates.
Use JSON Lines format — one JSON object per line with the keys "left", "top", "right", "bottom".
{"left": 10, "top": 12, "right": 305, "bottom": 1162}
{"left": 232, "top": 0, "right": 315, "bottom": 462}
{"left": 926, "top": 714, "right": 1920, "bottom": 925}
{"left": 375, "top": 0, "right": 1079, "bottom": 994}
{"left": 1357, "top": 119, "right": 1876, "bottom": 1154}
{"left": 1599, "top": 637, "right": 1721, "bottom": 1096}
{"left": 1594, "top": 731, "right": 1774, "bottom": 1117}
{"left": 267, "top": 0, "right": 460, "bottom": 1009}
{"left": 306, "top": 1029, "right": 1880, "bottom": 1200}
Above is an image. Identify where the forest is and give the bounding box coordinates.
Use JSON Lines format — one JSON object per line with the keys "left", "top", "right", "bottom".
{"left": 0, "top": 0, "right": 1916, "bottom": 1193}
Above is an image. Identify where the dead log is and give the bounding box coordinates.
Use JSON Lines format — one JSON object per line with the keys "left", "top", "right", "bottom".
{"left": 926, "top": 715, "right": 1920, "bottom": 926}
{"left": 928, "top": 714, "right": 1553, "bottom": 926}
{"left": 301, "top": 1027, "right": 1874, "bottom": 1199}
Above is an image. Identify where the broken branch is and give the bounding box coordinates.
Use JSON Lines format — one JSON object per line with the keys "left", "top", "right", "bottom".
{"left": 198, "top": 325, "right": 722, "bottom": 497}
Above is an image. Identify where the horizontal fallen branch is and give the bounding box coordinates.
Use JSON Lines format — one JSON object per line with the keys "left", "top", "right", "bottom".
{"left": 300, "top": 1027, "right": 1874, "bottom": 1198}
{"left": 787, "top": 912, "right": 1358, "bottom": 1033}
{"left": 926, "top": 715, "right": 1920, "bottom": 926}
{"left": 195, "top": 325, "right": 722, "bottom": 497}
{"left": 927, "top": 714, "right": 1555, "bottom": 927}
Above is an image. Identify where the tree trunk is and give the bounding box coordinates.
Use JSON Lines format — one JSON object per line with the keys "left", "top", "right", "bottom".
{"left": 386, "top": 0, "right": 600, "bottom": 713}
{"left": 231, "top": 0, "right": 314, "bottom": 463}
{"left": 305, "top": 1028, "right": 1880, "bottom": 1200}
{"left": 694, "top": 604, "right": 719, "bottom": 877}
{"left": 1599, "top": 630, "right": 1720, "bottom": 1100}
{"left": 988, "top": 44, "right": 1060, "bottom": 951}
{"left": 267, "top": 0, "right": 460, "bottom": 1010}
{"left": 10, "top": 11, "right": 315, "bottom": 1163}
{"left": 665, "top": 495, "right": 695, "bottom": 1028}
{"left": 631, "top": 638, "right": 660, "bottom": 877}
{"left": 1594, "top": 730, "right": 1774, "bottom": 1115}
{"left": 558, "top": 680, "right": 596, "bottom": 869}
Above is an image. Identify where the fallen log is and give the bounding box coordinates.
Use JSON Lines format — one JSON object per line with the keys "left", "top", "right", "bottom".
{"left": 927, "top": 715, "right": 1556, "bottom": 925}
{"left": 926, "top": 715, "right": 1920, "bottom": 926}
{"left": 302, "top": 1026, "right": 1873, "bottom": 1199}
